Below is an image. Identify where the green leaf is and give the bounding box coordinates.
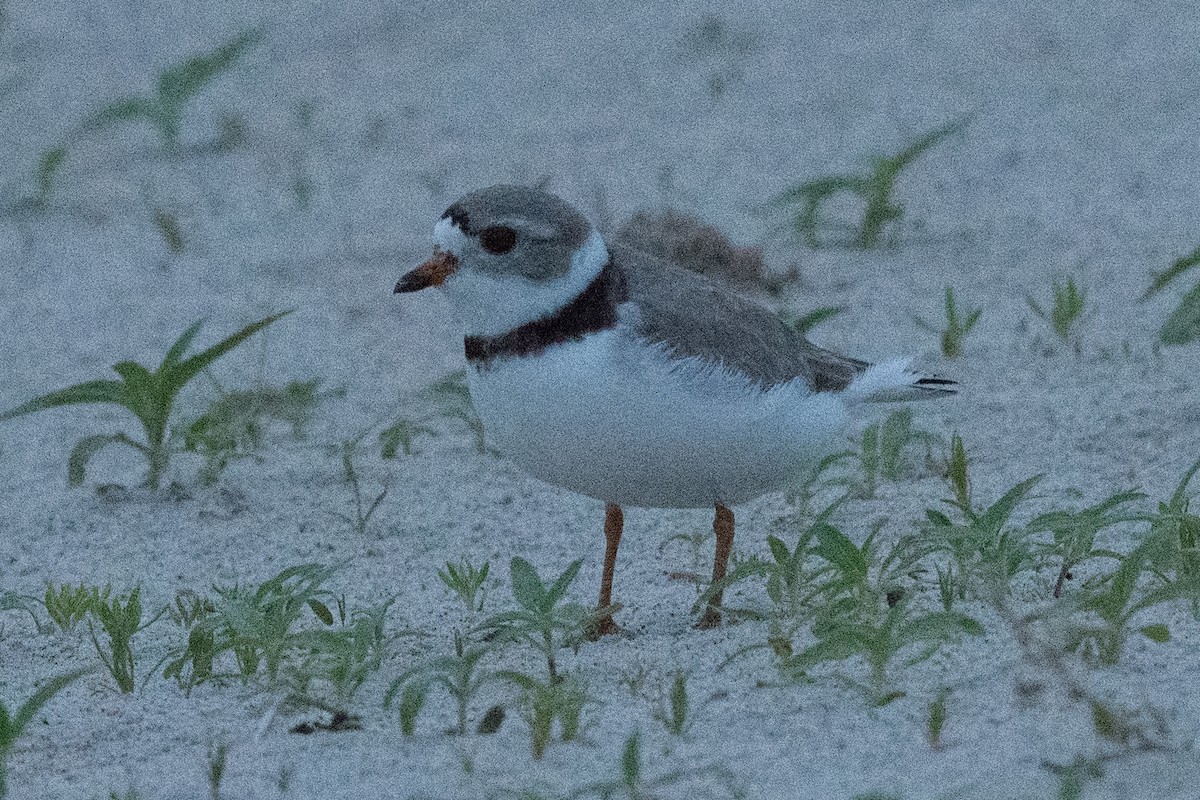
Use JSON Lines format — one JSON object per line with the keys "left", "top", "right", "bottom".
{"left": 0, "top": 379, "right": 128, "bottom": 421}
{"left": 307, "top": 599, "right": 334, "bottom": 626}
{"left": 767, "top": 535, "right": 790, "bottom": 565}
{"left": 1139, "top": 623, "right": 1170, "bottom": 643}
{"left": 160, "top": 320, "right": 206, "bottom": 370}
{"left": 815, "top": 525, "right": 866, "bottom": 580}
{"left": 1143, "top": 244, "right": 1200, "bottom": 300}
{"left": 1158, "top": 280, "right": 1200, "bottom": 345}
{"left": 1, "top": 667, "right": 91, "bottom": 750}
{"left": 510, "top": 557, "right": 547, "bottom": 612}
{"left": 620, "top": 731, "right": 642, "bottom": 786}
{"left": 67, "top": 434, "right": 135, "bottom": 486}
{"left": 165, "top": 310, "right": 293, "bottom": 390}
{"left": 157, "top": 27, "right": 263, "bottom": 107}
{"left": 544, "top": 559, "right": 582, "bottom": 609}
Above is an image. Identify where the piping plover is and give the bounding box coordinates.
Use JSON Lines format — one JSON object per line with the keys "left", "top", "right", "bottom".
{"left": 395, "top": 185, "right": 955, "bottom": 633}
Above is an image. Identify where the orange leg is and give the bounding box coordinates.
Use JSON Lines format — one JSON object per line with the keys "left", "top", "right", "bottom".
{"left": 696, "top": 503, "right": 734, "bottom": 629}
{"left": 589, "top": 502, "right": 623, "bottom": 638}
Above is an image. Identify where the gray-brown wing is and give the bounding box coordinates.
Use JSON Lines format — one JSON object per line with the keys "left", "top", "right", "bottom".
{"left": 611, "top": 243, "right": 868, "bottom": 392}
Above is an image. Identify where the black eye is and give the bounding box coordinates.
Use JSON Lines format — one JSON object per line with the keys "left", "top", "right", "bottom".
{"left": 479, "top": 225, "right": 517, "bottom": 255}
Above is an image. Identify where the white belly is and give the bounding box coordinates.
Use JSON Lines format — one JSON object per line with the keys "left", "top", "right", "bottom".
{"left": 466, "top": 329, "right": 848, "bottom": 508}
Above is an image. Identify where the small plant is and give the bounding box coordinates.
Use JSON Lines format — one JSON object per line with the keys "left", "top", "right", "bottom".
{"left": 162, "top": 563, "right": 337, "bottom": 690}
{"left": 858, "top": 408, "right": 939, "bottom": 497}
{"left": 0, "top": 311, "right": 291, "bottom": 489}
{"left": 438, "top": 559, "right": 490, "bottom": 627}
{"left": 1144, "top": 456, "right": 1200, "bottom": 603}
{"left": 779, "top": 592, "right": 982, "bottom": 705}
{"left": 283, "top": 600, "right": 391, "bottom": 723}
{"left": 89, "top": 587, "right": 162, "bottom": 693}
{"left": 81, "top": 28, "right": 263, "bottom": 152}
{"left": 479, "top": 558, "right": 597, "bottom": 682}
{"left": 678, "top": 14, "right": 758, "bottom": 101}
{"left": 207, "top": 741, "right": 228, "bottom": 800}
{"left": 1064, "top": 529, "right": 1199, "bottom": 665}
{"left": 332, "top": 437, "right": 388, "bottom": 535}
{"left": 926, "top": 688, "right": 949, "bottom": 751}
{"left": 1142, "top": 244, "right": 1200, "bottom": 345}
{"left": 379, "top": 370, "right": 488, "bottom": 458}
{"left": 44, "top": 583, "right": 110, "bottom": 632}
{"left": 787, "top": 306, "right": 845, "bottom": 336}
{"left": 657, "top": 673, "right": 690, "bottom": 736}
{"left": 0, "top": 667, "right": 91, "bottom": 799}
{"left": 1027, "top": 491, "right": 1145, "bottom": 597}
{"left": 924, "top": 473, "right": 1043, "bottom": 602}
{"left": 1026, "top": 276, "right": 1087, "bottom": 346}
{"left": 772, "top": 117, "right": 969, "bottom": 249}
{"left": 384, "top": 631, "right": 500, "bottom": 737}
{"left": 573, "top": 729, "right": 740, "bottom": 799}
{"left": 501, "top": 671, "right": 589, "bottom": 760}
{"left": 182, "top": 378, "right": 323, "bottom": 484}
{"left": 152, "top": 209, "right": 185, "bottom": 254}
{"left": 915, "top": 286, "right": 982, "bottom": 359}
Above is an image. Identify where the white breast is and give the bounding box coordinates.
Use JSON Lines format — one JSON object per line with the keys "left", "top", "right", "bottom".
{"left": 466, "top": 327, "right": 849, "bottom": 508}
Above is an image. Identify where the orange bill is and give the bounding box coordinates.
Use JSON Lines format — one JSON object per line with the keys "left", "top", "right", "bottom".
{"left": 394, "top": 249, "right": 459, "bottom": 293}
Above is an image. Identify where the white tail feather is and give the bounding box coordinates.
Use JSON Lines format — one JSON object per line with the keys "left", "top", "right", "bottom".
{"left": 842, "top": 358, "right": 957, "bottom": 403}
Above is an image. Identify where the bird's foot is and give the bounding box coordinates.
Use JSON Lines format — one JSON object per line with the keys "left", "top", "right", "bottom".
{"left": 695, "top": 607, "right": 723, "bottom": 630}
{"left": 586, "top": 613, "right": 621, "bottom": 640}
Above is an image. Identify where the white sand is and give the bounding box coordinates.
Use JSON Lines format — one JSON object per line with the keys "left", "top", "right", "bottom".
{"left": 3, "top": 1, "right": 1200, "bottom": 797}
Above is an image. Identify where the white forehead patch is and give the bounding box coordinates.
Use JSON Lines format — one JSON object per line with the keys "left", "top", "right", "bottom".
{"left": 433, "top": 217, "right": 470, "bottom": 253}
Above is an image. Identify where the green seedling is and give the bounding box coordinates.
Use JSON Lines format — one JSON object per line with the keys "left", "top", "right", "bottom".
{"left": 809, "top": 523, "right": 932, "bottom": 626}
{"left": 924, "top": 474, "right": 1042, "bottom": 602}
{"left": 332, "top": 438, "right": 387, "bottom": 536}
{"left": 787, "top": 306, "right": 845, "bottom": 336}
{"left": 163, "top": 563, "right": 337, "bottom": 690}
{"left": 479, "top": 558, "right": 597, "bottom": 682}
{"left": 779, "top": 593, "right": 982, "bottom": 705}
{"left": 1142, "top": 244, "right": 1200, "bottom": 345}
{"left": 1144, "top": 457, "right": 1200, "bottom": 601}
{"left": 0, "top": 311, "right": 291, "bottom": 489}
{"left": 89, "top": 587, "right": 163, "bottom": 693}
{"left": 153, "top": 209, "right": 184, "bottom": 253}
{"left": 1065, "top": 529, "right": 1199, "bottom": 665}
{"left": 284, "top": 601, "right": 390, "bottom": 721}
{"left": 1026, "top": 276, "right": 1087, "bottom": 346}
{"left": 1027, "top": 491, "right": 1146, "bottom": 598}
{"left": 500, "top": 671, "right": 589, "bottom": 760}
{"left": 419, "top": 369, "right": 487, "bottom": 452}
{"left": 858, "top": 408, "right": 939, "bottom": 497}
{"left": 44, "top": 583, "right": 110, "bottom": 632}
{"left": 0, "top": 667, "right": 91, "bottom": 799}
{"left": 385, "top": 631, "right": 500, "bottom": 737}
{"left": 927, "top": 688, "right": 948, "bottom": 751}
{"left": 773, "top": 117, "right": 969, "bottom": 249}
{"left": 438, "top": 559, "right": 490, "bottom": 621}
{"left": 182, "top": 378, "right": 324, "bottom": 485}
{"left": 81, "top": 28, "right": 262, "bottom": 152}
{"left": 659, "top": 673, "right": 689, "bottom": 736}
{"left": 1045, "top": 756, "right": 1104, "bottom": 800}
{"left": 679, "top": 14, "right": 757, "bottom": 101}
{"left": 27, "top": 146, "right": 67, "bottom": 212}
{"left": 573, "top": 729, "right": 740, "bottom": 800}
{"left": 379, "top": 370, "right": 489, "bottom": 458}
{"left": 207, "top": 741, "right": 227, "bottom": 800}
{"left": 915, "top": 286, "right": 982, "bottom": 359}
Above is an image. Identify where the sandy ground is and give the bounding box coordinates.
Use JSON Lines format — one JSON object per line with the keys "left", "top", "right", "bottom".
{"left": 3, "top": 0, "right": 1200, "bottom": 798}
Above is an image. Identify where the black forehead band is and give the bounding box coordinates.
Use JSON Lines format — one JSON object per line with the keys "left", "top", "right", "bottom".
{"left": 440, "top": 205, "right": 471, "bottom": 234}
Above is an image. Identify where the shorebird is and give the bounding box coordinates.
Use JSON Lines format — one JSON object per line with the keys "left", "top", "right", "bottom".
{"left": 395, "top": 185, "right": 954, "bottom": 633}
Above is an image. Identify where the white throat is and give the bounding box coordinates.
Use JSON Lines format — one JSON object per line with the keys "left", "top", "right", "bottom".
{"left": 438, "top": 224, "right": 609, "bottom": 337}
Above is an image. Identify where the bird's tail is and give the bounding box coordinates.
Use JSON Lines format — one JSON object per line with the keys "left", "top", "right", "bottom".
{"left": 841, "top": 358, "right": 957, "bottom": 403}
